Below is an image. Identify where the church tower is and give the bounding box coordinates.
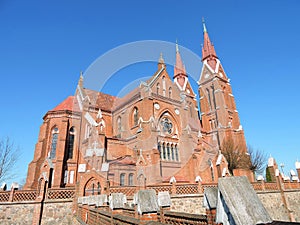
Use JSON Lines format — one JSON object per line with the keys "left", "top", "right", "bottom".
{"left": 198, "top": 20, "right": 247, "bottom": 152}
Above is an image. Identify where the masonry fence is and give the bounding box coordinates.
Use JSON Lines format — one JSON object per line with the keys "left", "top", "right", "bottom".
{"left": 0, "top": 180, "right": 299, "bottom": 203}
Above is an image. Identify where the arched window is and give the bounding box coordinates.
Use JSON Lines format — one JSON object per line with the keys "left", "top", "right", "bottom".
{"left": 175, "top": 144, "right": 179, "bottom": 161}
{"left": 120, "top": 173, "right": 125, "bottom": 186}
{"left": 133, "top": 107, "right": 139, "bottom": 126}
{"left": 92, "top": 183, "right": 95, "bottom": 195}
{"left": 117, "top": 116, "right": 122, "bottom": 137}
{"left": 128, "top": 173, "right": 134, "bottom": 186}
{"left": 50, "top": 127, "right": 59, "bottom": 159}
{"left": 206, "top": 88, "right": 212, "bottom": 110}
{"left": 171, "top": 144, "right": 175, "bottom": 161}
{"left": 97, "top": 182, "right": 101, "bottom": 195}
{"left": 156, "top": 83, "right": 160, "bottom": 95}
{"left": 208, "top": 159, "right": 214, "bottom": 181}
{"left": 167, "top": 143, "right": 170, "bottom": 160}
{"left": 162, "top": 76, "right": 166, "bottom": 96}
{"left": 67, "top": 127, "right": 75, "bottom": 159}
{"left": 162, "top": 143, "right": 166, "bottom": 160}
{"left": 169, "top": 87, "right": 172, "bottom": 98}
{"left": 158, "top": 142, "right": 162, "bottom": 158}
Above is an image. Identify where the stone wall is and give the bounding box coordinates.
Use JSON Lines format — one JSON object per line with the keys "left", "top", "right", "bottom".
{"left": 0, "top": 189, "right": 299, "bottom": 224}
{"left": 257, "top": 191, "right": 290, "bottom": 221}
{"left": 0, "top": 202, "right": 35, "bottom": 225}
{"left": 170, "top": 194, "right": 206, "bottom": 215}
{"left": 0, "top": 201, "right": 81, "bottom": 225}
{"left": 285, "top": 191, "right": 300, "bottom": 222}
{"left": 41, "top": 201, "right": 80, "bottom": 225}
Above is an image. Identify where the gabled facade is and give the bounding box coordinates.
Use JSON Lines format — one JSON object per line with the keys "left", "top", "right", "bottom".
{"left": 24, "top": 22, "right": 250, "bottom": 193}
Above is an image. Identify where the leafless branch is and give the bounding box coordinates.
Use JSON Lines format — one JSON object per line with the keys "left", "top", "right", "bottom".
{"left": 0, "top": 137, "right": 20, "bottom": 183}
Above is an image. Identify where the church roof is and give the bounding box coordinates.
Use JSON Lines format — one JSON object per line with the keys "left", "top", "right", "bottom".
{"left": 109, "top": 155, "right": 136, "bottom": 165}
{"left": 52, "top": 96, "right": 78, "bottom": 111}
{"left": 84, "top": 88, "right": 118, "bottom": 112}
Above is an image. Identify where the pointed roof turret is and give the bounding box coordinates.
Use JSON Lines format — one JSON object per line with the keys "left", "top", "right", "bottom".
{"left": 174, "top": 41, "right": 187, "bottom": 78}
{"left": 158, "top": 52, "right": 166, "bottom": 70}
{"left": 202, "top": 18, "right": 218, "bottom": 62}
{"left": 174, "top": 41, "right": 188, "bottom": 91}
{"left": 159, "top": 52, "right": 164, "bottom": 63}
{"left": 78, "top": 71, "right": 84, "bottom": 88}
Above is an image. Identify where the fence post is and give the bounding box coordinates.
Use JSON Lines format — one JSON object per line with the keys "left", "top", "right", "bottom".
{"left": 8, "top": 188, "right": 15, "bottom": 202}
{"left": 106, "top": 180, "right": 110, "bottom": 195}
{"left": 197, "top": 181, "right": 203, "bottom": 194}
{"left": 171, "top": 182, "right": 176, "bottom": 195}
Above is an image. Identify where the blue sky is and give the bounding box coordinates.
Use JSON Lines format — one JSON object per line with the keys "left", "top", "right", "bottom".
{"left": 0, "top": 0, "right": 300, "bottom": 185}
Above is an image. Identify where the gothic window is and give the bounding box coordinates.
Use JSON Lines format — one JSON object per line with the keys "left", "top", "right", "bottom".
{"left": 158, "top": 142, "right": 162, "bottom": 158}
{"left": 175, "top": 144, "right": 179, "bottom": 161}
{"left": 161, "top": 118, "right": 173, "bottom": 135}
{"left": 117, "top": 116, "right": 122, "bottom": 137}
{"left": 64, "top": 170, "right": 68, "bottom": 184}
{"left": 92, "top": 183, "right": 95, "bottom": 195}
{"left": 162, "top": 143, "right": 166, "bottom": 160}
{"left": 162, "top": 76, "right": 166, "bottom": 96}
{"left": 158, "top": 142, "right": 179, "bottom": 161}
{"left": 171, "top": 144, "right": 175, "bottom": 161}
{"left": 156, "top": 83, "right": 160, "bottom": 95}
{"left": 208, "top": 159, "right": 214, "bottom": 181}
{"left": 211, "top": 85, "right": 216, "bottom": 110}
{"left": 67, "top": 127, "right": 75, "bottom": 159}
{"left": 206, "top": 88, "right": 212, "bottom": 110}
{"left": 169, "top": 87, "right": 172, "bottom": 98}
{"left": 50, "top": 127, "right": 59, "bottom": 159}
{"left": 97, "top": 182, "right": 101, "bottom": 195}
{"left": 133, "top": 107, "right": 139, "bottom": 126}
{"left": 128, "top": 173, "right": 134, "bottom": 186}
{"left": 85, "top": 124, "right": 91, "bottom": 139}
{"left": 120, "top": 173, "right": 125, "bottom": 186}
{"left": 84, "top": 179, "right": 100, "bottom": 196}
{"left": 167, "top": 143, "right": 170, "bottom": 160}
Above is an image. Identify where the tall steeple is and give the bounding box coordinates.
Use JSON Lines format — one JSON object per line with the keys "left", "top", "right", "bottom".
{"left": 201, "top": 19, "right": 219, "bottom": 71}
{"left": 174, "top": 41, "right": 188, "bottom": 91}
{"left": 202, "top": 18, "right": 218, "bottom": 61}
{"left": 198, "top": 20, "right": 247, "bottom": 154}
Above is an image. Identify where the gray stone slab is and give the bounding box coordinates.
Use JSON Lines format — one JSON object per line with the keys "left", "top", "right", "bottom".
{"left": 109, "top": 193, "right": 127, "bottom": 209}
{"left": 203, "top": 187, "right": 218, "bottom": 209}
{"left": 157, "top": 191, "right": 171, "bottom": 207}
{"left": 82, "top": 196, "right": 89, "bottom": 205}
{"left": 77, "top": 197, "right": 83, "bottom": 204}
{"left": 135, "top": 189, "right": 159, "bottom": 214}
{"left": 95, "top": 194, "right": 108, "bottom": 207}
{"left": 88, "top": 195, "right": 97, "bottom": 205}
{"left": 217, "top": 176, "right": 272, "bottom": 225}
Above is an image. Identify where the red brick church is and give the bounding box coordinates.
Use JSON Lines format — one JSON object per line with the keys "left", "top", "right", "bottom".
{"left": 24, "top": 22, "right": 251, "bottom": 194}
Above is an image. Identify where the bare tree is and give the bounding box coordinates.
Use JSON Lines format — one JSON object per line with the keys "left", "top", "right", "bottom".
{"left": 221, "top": 139, "right": 267, "bottom": 175}
{"left": 247, "top": 145, "right": 267, "bottom": 175}
{"left": 221, "top": 138, "right": 246, "bottom": 174}
{"left": 0, "top": 137, "right": 19, "bottom": 183}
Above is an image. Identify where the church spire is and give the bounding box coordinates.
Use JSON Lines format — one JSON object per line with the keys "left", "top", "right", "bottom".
{"left": 78, "top": 71, "right": 84, "bottom": 88}
{"left": 174, "top": 41, "right": 188, "bottom": 91}
{"left": 202, "top": 18, "right": 218, "bottom": 62}
{"left": 174, "top": 41, "right": 187, "bottom": 78}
